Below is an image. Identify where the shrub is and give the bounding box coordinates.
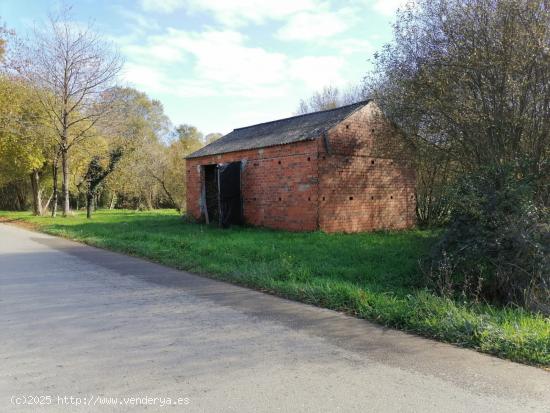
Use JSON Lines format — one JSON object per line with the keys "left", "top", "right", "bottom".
{"left": 428, "top": 163, "right": 549, "bottom": 313}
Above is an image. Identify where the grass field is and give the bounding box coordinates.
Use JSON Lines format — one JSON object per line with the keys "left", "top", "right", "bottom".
{"left": 1, "top": 209, "right": 548, "bottom": 366}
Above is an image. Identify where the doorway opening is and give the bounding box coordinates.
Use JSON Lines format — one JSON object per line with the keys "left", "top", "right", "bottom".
{"left": 203, "top": 164, "right": 219, "bottom": 224}
{"left": 203, "top": 162, "right": 242, "bottom": 227}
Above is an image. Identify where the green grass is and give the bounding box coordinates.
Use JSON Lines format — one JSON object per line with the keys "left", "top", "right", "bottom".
{"left": 1, "top": 209, "right": 548, "bottom": 366}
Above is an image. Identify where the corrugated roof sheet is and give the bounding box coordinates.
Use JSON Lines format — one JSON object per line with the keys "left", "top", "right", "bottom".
{"left": 186, "top": 100, "right": 370, "bottom": 159}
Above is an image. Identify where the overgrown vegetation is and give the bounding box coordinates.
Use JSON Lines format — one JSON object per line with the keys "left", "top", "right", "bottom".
{"left": 365, "top": 0, "right": 550, "bottom": 311}
{"left": 1, "top": 210, "right": 548, "bottom": 366}
{"left": 428, "top": 164, "right": 549, "bottom": 313}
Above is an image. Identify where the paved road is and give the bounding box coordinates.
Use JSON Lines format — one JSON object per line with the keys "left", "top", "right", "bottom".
{"left": 0, "top": 223, "right": 548, "bottom": 412}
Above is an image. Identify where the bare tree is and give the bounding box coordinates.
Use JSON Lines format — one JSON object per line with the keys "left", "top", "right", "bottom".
{"left": 295, "top": 85, "right": 367, "bottom": 114}
{"left": 13, "top": 7, "right": 122, "bottom": 216}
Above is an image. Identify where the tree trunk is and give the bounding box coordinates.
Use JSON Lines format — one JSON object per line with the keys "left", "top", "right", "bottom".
{"left": 61, "top": 148, "right": 70, "bottom": 216}
{"left": 86, "top": 191, "right": 93, "bottom": 219}
{"left": 29, "top": 170, "right": 43, "bottom": 216}
{"left": 109, "top": 193, "right": 116, "bottom": 209}
{"left": 146, "top": 191, "right": 153, "bottom": 210}
{"left": 51, "top": 154, "right": 59, "bottom": 217}
{"left": 42, "top": 192, "right": 53, "bottom": 213}
{"left": 16, "top": 186, "right": 26, "bottom": 211}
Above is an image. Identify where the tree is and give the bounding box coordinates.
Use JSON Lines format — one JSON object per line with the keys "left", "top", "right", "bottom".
{"left": 296, "top": 85, "right": 366, "bottom": 114}
{"left": 84, "top": 148, "right": 122, "bottom": 218}
{"left": 296, "top": 86, "right": 340, "bottom": 114}
{"left": 205, "top": 132, "right": 223, "bottom": 144}
{"left": 0, "top": 76, "right": 56, "bottom": 215}
{"left": 367, "top": 0, "right": 550, "bottom": 308}
{"left": 175, "top": 124, "right": 203, "bottom": 144}
{"left": 101, "top": 87, "right": 172, "bottom": 209}
{"left": 13, "top": 8, "right": 122, "bottom": 216}
{"left": 147, "top": 124, "right": 204, "bottom": 211}
{"left": 0, "top": 21, "right": 13, "bottom": 61}
{"left": 368, "top": 0, "right": 549, "bottom": 183}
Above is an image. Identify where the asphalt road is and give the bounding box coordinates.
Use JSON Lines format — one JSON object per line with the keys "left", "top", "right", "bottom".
{"left": 0, "top": 223, "right": 548, "bottom": 412}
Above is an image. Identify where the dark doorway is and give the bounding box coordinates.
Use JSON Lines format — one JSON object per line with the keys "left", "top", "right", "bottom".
{"left": 204, "top": 164, "right": 219, "bottom": 224}
{"left": 218, "top": 162, "right": 242, "bottom": 227}
{"left": 203, "top": 162, "right": 242, "bottom": 227}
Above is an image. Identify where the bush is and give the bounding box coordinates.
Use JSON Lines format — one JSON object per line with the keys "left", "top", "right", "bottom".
{"left": 428, "top": 164, "right": 549, "bottom": 313}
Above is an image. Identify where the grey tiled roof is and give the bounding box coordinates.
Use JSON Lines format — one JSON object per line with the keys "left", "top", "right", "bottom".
{"left": 186, "top": 100, "right": 370, "bottom": 159}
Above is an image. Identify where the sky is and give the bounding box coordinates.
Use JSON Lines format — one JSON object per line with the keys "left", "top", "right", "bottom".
{"left": 1, "top": 0, "right": 402, "bottom": 136}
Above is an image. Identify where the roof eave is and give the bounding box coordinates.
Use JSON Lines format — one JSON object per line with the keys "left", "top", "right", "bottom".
{"left": 185, "top": 136, "right": 319, "bottom": 160}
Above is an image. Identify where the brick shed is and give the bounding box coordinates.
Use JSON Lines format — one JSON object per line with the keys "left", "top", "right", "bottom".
{"left": 185, "top": 100, "right": 416, "bottom": 233}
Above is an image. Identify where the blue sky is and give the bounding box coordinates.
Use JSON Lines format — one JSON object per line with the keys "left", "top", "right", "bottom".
{"left": 1, "top": 0, "right": 402, "bottom": 135}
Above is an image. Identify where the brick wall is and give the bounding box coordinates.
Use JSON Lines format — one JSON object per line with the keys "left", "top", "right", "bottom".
{"left": 185, "top": 102, "right": 416, "bottom": 233}
{"left": 185, "top": 140, "right": 319, "bottom": 231}
{"left": 318, "top": 102, "right": 416, "bottom": 232}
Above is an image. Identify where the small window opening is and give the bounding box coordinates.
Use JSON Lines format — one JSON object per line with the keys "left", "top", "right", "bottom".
{"left": 371, "top": 196, "right": 374, "bottom": 200}
{"left": 371, "top": 160, "right": 375, "bottom": 165}
{"left": 346, "top": 124, "right": 350, "bottom": 129}
{"left": 390, "top": 196, "right": 393, "bottom": 199}
{"left": 278, "top": 197, "right": 282, "bottom": 201}
{"left": 322, "top": 196, "right": 325, "bottom": 201}
{"left": 371, "top": 128, "right": 375, "bottom": 133}
{"left": 307, "top": 157, "right": 311, "bottom": 161}
{"left": 349, "top": 196, "right": 353, "bottom": 200}
{"left": 278, "top": 160, "right": 281, "bottom": 165}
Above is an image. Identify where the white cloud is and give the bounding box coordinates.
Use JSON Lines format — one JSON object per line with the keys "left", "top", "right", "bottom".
{"left": 119, "top": 27, "right": 346, "bottom": 98}
{"left": 289, "top": 56, "right": 344, "bottom": 89}
{"left": 123, "top": 63, "right": 168, "bottom": 92}
{"left": 167, "top": 30, "right": 287, "bottom": 86}
{"left": 140, "top": 0, "right": 185, "bottom": 13}
{"left": 371, "top": 0, "right": 409, "bottom": 17}
{"left": 186, "top": 0, "right": 317, "bottom": 26}
{"left": 139, "top": 0, "right": 318, "bottom": 25}
{"left": 276, "top": 9, "right": 350, "bottom": 41}
{"left": 331, "top": 38, "right": 374, "bottom": 55}
{"left": 115, "top": 8, "right": 160, "bottom": 30}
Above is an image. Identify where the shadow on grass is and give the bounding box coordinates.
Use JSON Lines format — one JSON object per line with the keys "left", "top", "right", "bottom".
{"left": 36, "top": 214, "right": 438, "bottom": 296}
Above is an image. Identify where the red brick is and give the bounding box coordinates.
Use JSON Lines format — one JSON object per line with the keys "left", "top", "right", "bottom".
{"left": 186, "top": 102, "right": 415, "bottom": 233}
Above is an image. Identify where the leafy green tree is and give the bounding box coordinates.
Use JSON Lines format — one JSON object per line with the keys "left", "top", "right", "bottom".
{"left": 84, "top": 148, "right": 123, "bottom": 218}
{"left": 0, "top": 76, "right": 56, "bottom": 215}
{"left": 101, "top": 87, "right": 172, "bottom": 209}
{"left": 175, "top": 124, "right": 203, "bottom": 145}
{"left": 147, "top": 124, "right": 204, "bottom": 211}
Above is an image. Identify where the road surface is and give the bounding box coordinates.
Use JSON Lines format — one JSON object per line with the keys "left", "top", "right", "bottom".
{"left": 0, "top": 223, "right": 548, "bottom": 412}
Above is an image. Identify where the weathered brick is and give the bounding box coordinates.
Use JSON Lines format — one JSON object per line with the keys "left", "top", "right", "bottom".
{"left": 186, "top": 102, "right": 416, "bottom": 233}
